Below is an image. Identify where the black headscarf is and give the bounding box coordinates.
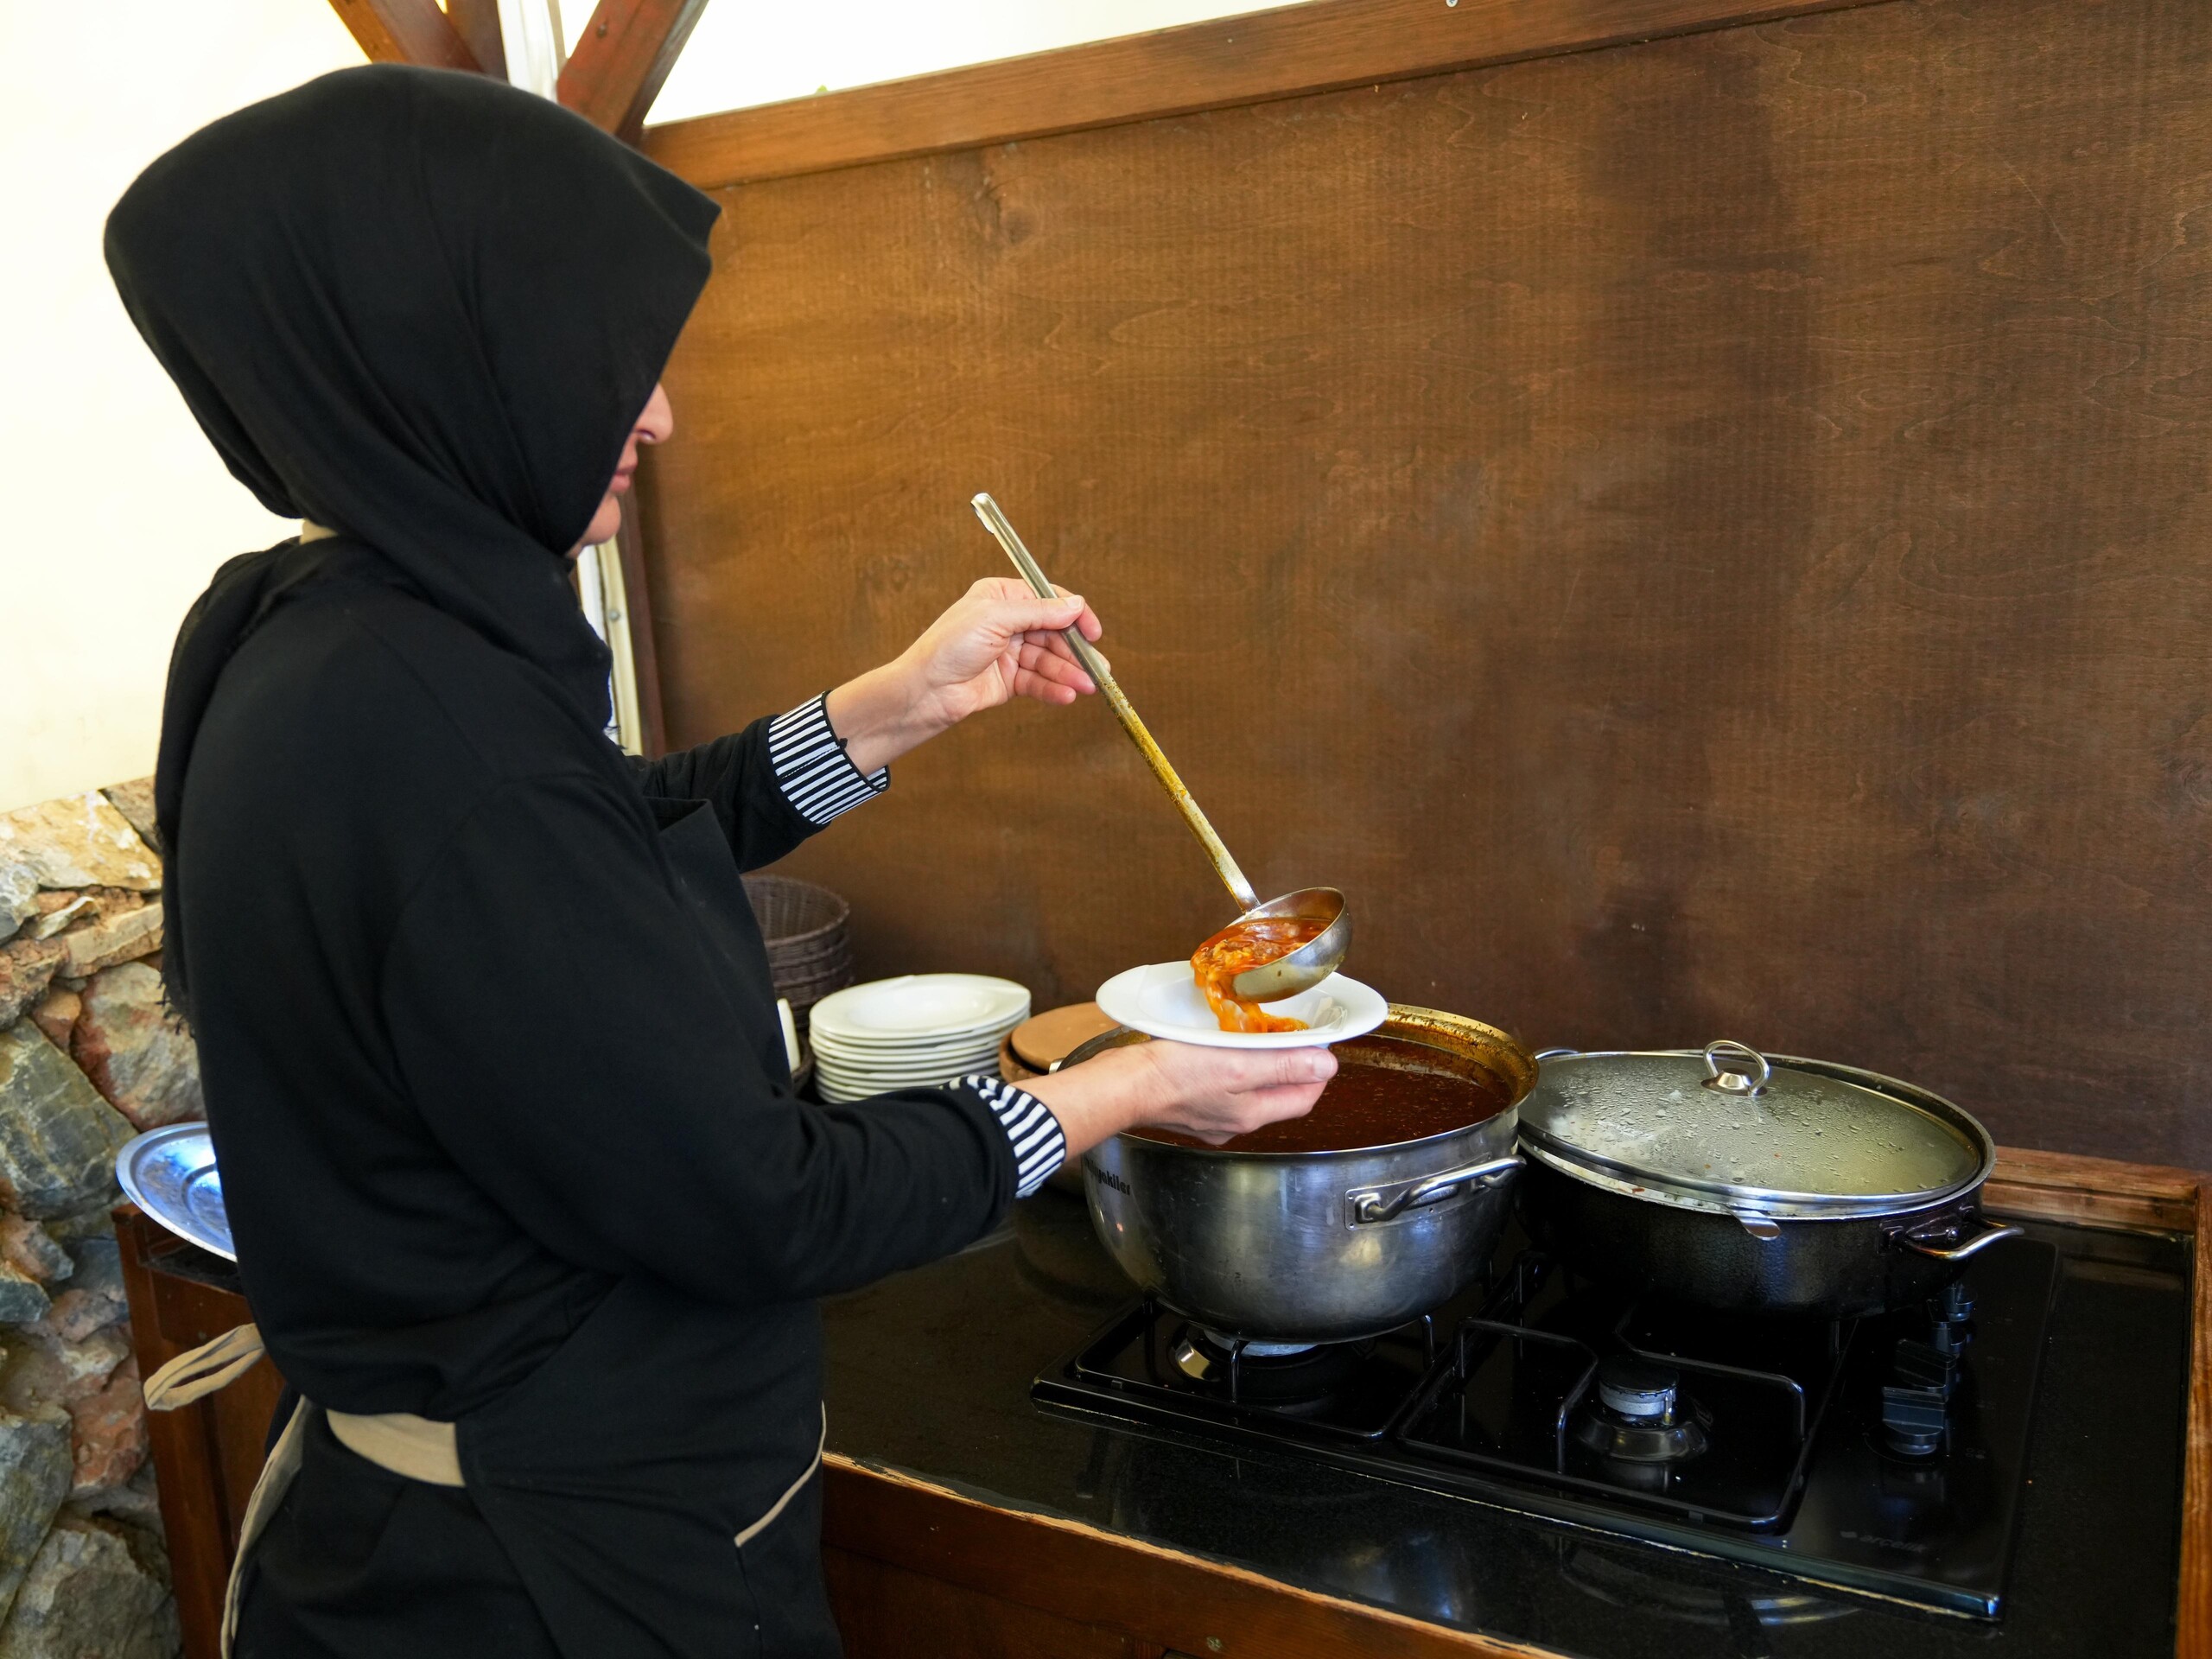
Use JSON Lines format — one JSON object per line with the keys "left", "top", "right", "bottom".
{"left": 105, "top": 64, "right": 719, "bottom": 1012}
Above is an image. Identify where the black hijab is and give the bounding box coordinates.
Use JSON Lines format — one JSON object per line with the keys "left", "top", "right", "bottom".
{"left": 104, "top": 64, "right": 719, "bottom": 1012}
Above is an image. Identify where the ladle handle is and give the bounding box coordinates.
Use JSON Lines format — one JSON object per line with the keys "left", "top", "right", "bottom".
{"left": 971, "top": 493, "right": 1258, "bottom": 912}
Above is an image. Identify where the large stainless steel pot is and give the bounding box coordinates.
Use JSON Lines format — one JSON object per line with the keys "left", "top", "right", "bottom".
{"left": 1058, "top": 1007, "right": 1535, "bottom": 1344}
{"left": 1517, "top": 1041, "right": 2020, "bottom": 1317}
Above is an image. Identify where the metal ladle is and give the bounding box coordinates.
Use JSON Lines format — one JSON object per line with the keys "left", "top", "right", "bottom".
{"left": 970, "top": 493, "right": 1350, "bottom": 1001}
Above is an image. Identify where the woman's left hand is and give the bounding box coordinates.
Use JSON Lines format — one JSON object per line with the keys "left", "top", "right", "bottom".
{"left": 824, "top": 579, "right": 1105, "bottom": 772}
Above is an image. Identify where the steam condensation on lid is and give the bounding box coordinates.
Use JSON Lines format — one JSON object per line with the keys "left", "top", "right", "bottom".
{"left": 1529, "top": 1056, "right": 1976, "bottom": 1200}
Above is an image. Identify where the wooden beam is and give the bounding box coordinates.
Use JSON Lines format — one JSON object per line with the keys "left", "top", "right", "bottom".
{"left": 641, "top": 0, "right": 1890, "bottom": 190}
{"left": 2183, "top": 1182, "right": 2212, "bottom": 1659}
{"left": 1984, "top": 1145, "right": 2205, "bottom": 1235}
{"left": 325, "top": 0, "right": 482, "bottom": 71}
{"left": 446, "top": 0, "right": 507, "bottom": 79}
{"left": 557, "top": 0, "right": 710, "bottom": 145}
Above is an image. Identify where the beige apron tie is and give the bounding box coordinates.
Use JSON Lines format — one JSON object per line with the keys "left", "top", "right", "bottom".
{"left": 144, "top": 1322, "right": 268, "bottom": 1409}
{"left": 218, "top": 1396, "right": 310, "bottom": 1658}
{"left": 146, "top": 1324, "right": 460, "bottom": 1656}
{"left": 734, "top": 1405, "right": 827, "bottom": 1549}
{"left": 323, "top": 1409, "right": 462, "bottom": 1486}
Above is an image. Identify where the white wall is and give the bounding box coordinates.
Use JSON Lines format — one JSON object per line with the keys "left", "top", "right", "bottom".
{"left": 644, "top": 0, "right": 1281, "bottom": 124}
{"left": 1, "top": 2, "right": 362, "bottom": 812}
{"left": 0, "top": 0, "right": 1278, "bottom": 811}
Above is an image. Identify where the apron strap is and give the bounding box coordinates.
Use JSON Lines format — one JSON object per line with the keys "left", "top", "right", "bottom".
{"left": 142, "top": 1322, "right": 463, "bottom": 1483}
{"left": 325, "top": 1409, "right": 463, "bottom": 1486}
{"left": 144, "top": 1323, "right": 266, "bottom": 1410}
{"left": 221, "top": 1396, "right": 314, "bottom": 1659}
{"left": 733, "top": 1404, "right": 827, "bottom": 1549}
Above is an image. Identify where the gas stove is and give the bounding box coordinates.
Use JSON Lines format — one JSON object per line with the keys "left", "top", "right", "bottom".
{"left": 1034, "top": 1234, "right": 2063, "bottom": 1618}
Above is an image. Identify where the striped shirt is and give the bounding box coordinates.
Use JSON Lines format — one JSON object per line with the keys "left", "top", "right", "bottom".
{"left": 767, "top": 692, "right": 888, "bottom": 825}
{"left": 958, "top": 1075, "right": 1069, "bottom": 1198}
{"left": 766, "top": 693, "right": 1068, "bottom": 1196}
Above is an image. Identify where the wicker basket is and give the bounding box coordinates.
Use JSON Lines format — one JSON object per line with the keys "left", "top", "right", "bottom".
{"left": 744, "top": 875, "right": 849, "bottom": 956}
{"left": 743, "top": 874, "right": 855, "bottom": 1027}
{"left": 761, "top": 937, "right": 851, "bottom": 978}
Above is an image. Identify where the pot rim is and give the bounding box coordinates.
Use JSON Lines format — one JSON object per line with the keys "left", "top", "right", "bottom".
{"left": 1520, "top": 1049, "right": 1999, "bottom": 1221}
{"left": 1061, "top": 1005, "right": 1535, "bottom": 1162}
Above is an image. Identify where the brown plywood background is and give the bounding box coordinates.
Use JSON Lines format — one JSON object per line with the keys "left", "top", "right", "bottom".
{"left": 639, "top": 0, "right": 2212, "bottom": 1167}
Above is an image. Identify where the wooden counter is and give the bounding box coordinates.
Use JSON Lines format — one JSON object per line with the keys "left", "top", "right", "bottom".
{"left": 117, "top": 1145, "right": 2212, "bottom": 1659}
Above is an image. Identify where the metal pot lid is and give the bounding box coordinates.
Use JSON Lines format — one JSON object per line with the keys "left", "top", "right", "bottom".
{"left": 1520, "top": 1041, "right": 1993, "bottom": 1220}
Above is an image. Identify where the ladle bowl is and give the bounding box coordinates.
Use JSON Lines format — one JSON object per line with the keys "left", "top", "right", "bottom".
{"left": 1227, "top": 887, "right": 1351, "bottom": 1001}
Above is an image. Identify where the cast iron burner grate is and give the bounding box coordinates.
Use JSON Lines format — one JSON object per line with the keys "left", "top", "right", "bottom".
{"left": 1395, "top": 1252, "right": 1848, "bottom": 1529}
{"left": 1060, "top": 1291, "right": 1446, "bottom": 1436}
{"left": 1034, "top": 1234, "right": 2064, "bottom": 1618}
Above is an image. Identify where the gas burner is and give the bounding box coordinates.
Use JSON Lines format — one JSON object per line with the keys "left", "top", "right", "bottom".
{"left": 1572, "top": 1357, "right": 1711, "bottom": 1465}
{"left": 1193, "top": 1328, "right": 1315, "bottom": 1359}
{"left": 1926, "top": 1277, "right": 1974, "bottom": 1357}
{"left": 1166, "top": 1325, "right": 1370, "bottom": 1407}
{"left": 1878, "top": 1281, "right": 1977, "bottom": 1457}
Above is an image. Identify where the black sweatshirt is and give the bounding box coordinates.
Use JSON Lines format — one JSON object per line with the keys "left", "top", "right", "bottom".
{"left": 181, "top": 563, "right": 1024, "bottom": 1421}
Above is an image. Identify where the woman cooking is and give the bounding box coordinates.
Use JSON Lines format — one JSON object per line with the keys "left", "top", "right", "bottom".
{"left": 105, "top": 65, "right": 1335, "bottom": 1659}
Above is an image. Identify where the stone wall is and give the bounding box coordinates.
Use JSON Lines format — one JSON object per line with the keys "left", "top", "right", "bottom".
{"left": 0, "top": 781, "right": 191, "bottom": 1658}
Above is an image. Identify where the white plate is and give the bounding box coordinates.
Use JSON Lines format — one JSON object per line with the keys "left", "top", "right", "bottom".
{"left": 808, "top": 1023, "right": 1025, "bottom": 1058}
{"left": 818, "top": 1071, "right": 999, "bottom": 1103}
{"left": 813, "top": 1057, "right": 1010, "bottom": 1083}
{"left": 811, "top": 1026, "right": 1016, "bottom": 1054}
{"left": 815, "top": 1058, "right": 1006, "bottom": 1083}
{"left": 1094, "top": 963, "right": 1387, "bottom": 1049}
{"left": 808, "top": 976, "right": 1030, "bottom": 1045}
{"left": 817, "top": 1065, "right": 1000, "bottom": 1092}
{"left": 810, "top": 1027, "right": 1021, "bottom": 1061}
{"left": 814, "top": 1041, "right": 1006, "bottom": 1069}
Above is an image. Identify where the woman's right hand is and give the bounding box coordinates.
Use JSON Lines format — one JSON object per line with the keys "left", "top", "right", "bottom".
{"left": 1025, "top": 1040, "right": 1336, "bottom": 1162}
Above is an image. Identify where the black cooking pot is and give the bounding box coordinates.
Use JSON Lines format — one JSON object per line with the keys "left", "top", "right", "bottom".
{"left": 1516, "top": 1041, "right": 2019, "bottom": 1318}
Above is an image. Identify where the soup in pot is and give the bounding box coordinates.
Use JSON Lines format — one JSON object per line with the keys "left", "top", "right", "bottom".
{"left": 1129, "top": 1034, "right": 1510, "bottom": 1154}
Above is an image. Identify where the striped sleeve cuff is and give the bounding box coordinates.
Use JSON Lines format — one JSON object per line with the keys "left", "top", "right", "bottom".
{"left": 769, "top": 693, "right": 888, "bottom": 826}
{"left": 961, "top": 1076, "right": 1067, "bottom": 1199}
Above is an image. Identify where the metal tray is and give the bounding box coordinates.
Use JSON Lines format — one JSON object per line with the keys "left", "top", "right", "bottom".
{"left": 115, "top": 1123, "right": 233, "bottom": 1260}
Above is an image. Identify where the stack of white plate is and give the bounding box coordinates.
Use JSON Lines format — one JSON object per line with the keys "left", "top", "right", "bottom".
{"left": 809, "top": 975, "right": 1032, "bottom": 1103}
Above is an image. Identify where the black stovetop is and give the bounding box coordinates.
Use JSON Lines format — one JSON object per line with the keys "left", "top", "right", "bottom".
{"left": 822, "top": 1196, "right": 2190, "bottom": 1657}
{"left": 1036, "top": 1236, "right": 2063, "bottom": 1618}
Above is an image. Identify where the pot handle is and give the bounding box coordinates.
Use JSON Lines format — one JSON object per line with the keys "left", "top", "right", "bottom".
{"left": 1896, "top": 1213, "right": 2024, "bottom": 1262}
{"left": 1347, "top": 1154, "right": 1522, "bottom": 1226}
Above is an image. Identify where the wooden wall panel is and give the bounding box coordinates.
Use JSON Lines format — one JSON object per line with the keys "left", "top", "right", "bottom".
{"left": 641, "top": 0, "right": 1890, "bottom": 188}
{"left": 639, "top": 0, "right": 2212, "bottom": 1167}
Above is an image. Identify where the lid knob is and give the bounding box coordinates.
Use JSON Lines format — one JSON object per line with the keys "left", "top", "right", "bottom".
{"left": 1701, "top": 1039, "right": 1771, "bottom": 1096}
